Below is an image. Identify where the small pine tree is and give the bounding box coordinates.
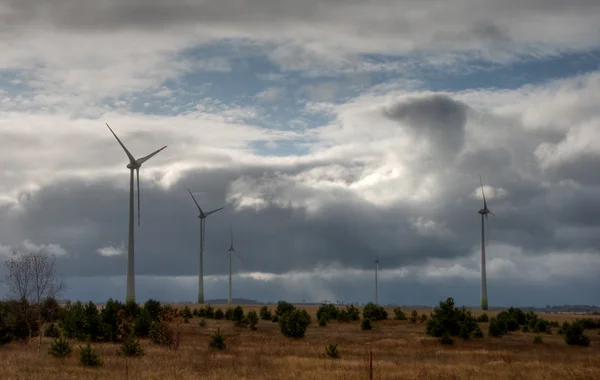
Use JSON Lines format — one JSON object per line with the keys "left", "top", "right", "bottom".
{"left": 247, "top": 310, "right": 259, "bottom": 330}
{"left": 409, "top": 310, "right": 419, "bottom": 323}
{"left": 209, "top": 327, "right": 227, "bottom": 350}
{"left": 393, "top": 307, "right": 407, "bottom": 320}
{"left": 214, "top": 309, "right": 224, "bottom": 320}
{"left": 259, "top": 306, "right": 272, "bottom": 320}
{"left": 48, "top": 334, "right": 72, "bottom": 357}
{"left": 44, "top": 323, "right": 61, "bottom": 338}
{"left": 198, "top": 319, "right": 207, "bottom": 328}
{"left": 79, "top": 341, "right": 102, "bottom": 366}
{"left": 361, "top": 318, "right": 373, "bottom": 331}
{"left": 325, "top": 343, "right": 341, "bottom": 358}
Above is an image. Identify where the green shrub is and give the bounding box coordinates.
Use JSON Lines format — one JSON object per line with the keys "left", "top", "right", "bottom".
{"left": 325, "top": 343, "right": 340, "bottom": 359}
{"left": 319, "top": 315, "right": 328, "bottom": 327}
{"left": 134, "top": 308, "right": 153, "bottom": 338}
{"left": 247, "top": 310, "right": 259, "bottom": 330}
{"left": 522, "top": 325, "right": 530, "bottom": 333}
{"left": 488, "top": 317, "right": 508, "bottom": 337}
{"left": 203, "top": 304, "right": 215, "bottom": 319}
{"left": 271, "top": 315, "right": 279, "bottom": 323}
{"left": 143, "top": 299, "right": 162, "bottom": 321}
{"left": 181, "top": 306, "right": 193, "bottom": 319}
{"left": 362, "top": 303, "right": 387, "bottom": 321}
{"left": 232, "top": 306, "right": 246, "bottom": 327}
{"left": 40, "top": 298, "right": 61, "bottom": 323}
{"left": 149, "top": 320, "right": 174, "bottom": 346}
{"left": 477, "top": 313, "right": 489, "bottom": 323}
{"left": 425, "top": 297, "right": 477, "bottom": 340}
{"left": 214, "top": 309, "right": 224, "bottom": 320}
{"left": 119, "top": 335, "right": 143, "bottom": 356}
{"left": 574, "top": 318, "right": 600, "bottom": 330}
{"left": 224, "top": 308, "right": 233, "bottom": 321}
{"left": 275, "top": 301, "right": 296, "bottom": 317}
{"left": 279, "top": 309, "right": 311, "bottom": 338}
{"left": 533, "top": 335, "right": 543, "bottom": 344}
{"left": 99, "top": 298, "right": 124, "bottom": 342}
{"left": 420, "top": 313, "right": 428, "bottom": 323}
{"left": 316, "top": 303, "right": 338, "bottom": 322}
{"left": 343, "top": 305, "right": 360, "bottom": 321}
{"left": 0, "top": 303, "right": 14, "bottom": 346}
{"left": 48, "top": 334, "right": 72, "bottom": 357}
{"left": 393, "top": 307, "right": 407, "bottom": 320}
{"left": 564, "top": 322, "right": 590, "bottom": 346}
{"left": 532, "top": 318, "right": 552, "bottom": 334}
{"left": 44, "top": 323, "right": 61, "bottom": 338}
{"left": 361, "top": 318, "right": 373, "bottom": 331}
{"left": 79, "top": 341, "right": 102, "bottom": 366}
{"left": 209, "top": 327, "right": 227, "bottom": 350}
{"left": 198, "top": 319, "right": 207, "bottom": 328}
{"left": 259, "top": 306, "right": 272, "bottom": 320}
{"left": 473, "top": 326, "right": 484, "bottom": 338}
{"left": 441, "top": 332, "right": 454, "bottom": 345}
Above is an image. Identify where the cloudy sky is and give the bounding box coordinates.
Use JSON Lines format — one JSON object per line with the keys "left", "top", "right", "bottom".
{"left": 1, "top": 0, "right": 600, "bottom": 307}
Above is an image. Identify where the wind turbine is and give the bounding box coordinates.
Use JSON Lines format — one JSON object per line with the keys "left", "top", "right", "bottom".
{"left": 478, "top": 175, "right": 495, "bottom": 311}
{"left": 106, "top": 123, "right": 167, "bottom": 303}
{"left": 188, "top": 189, "right": 224, "bottom": 304}
{"left": 375, "top": 256, "right": 379, "bottom": 305}
{"left": 225, "top": 225, "right": 244, "bottom": 305}
{"left": 227, "top": 225, "right": 235, "bottom": 305}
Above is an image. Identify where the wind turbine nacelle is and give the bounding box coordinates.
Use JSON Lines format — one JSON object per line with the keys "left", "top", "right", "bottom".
{"left": 126, "top": 162, "right": 141, "bottom": 169}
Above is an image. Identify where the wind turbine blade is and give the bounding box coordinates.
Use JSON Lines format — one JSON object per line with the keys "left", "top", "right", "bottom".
{"left": 136, "top": 145, "right": 167, "bottom": 165}
{"left": 136, "top": 168, "right": 140, "bottom": 226}
{"left": 230, "top": 225, "right": 234, "bottom": 247}
{"left": 479, "top": 174, "right": 488, "bottom": 209}
{"left": 187, "top": 189, "right": 203, "bottom": 214}
{"left": 106, "top": 123, "right": 136, "bottom": 164}
{"left": 205, "top": 207, "right": 224, "bottom": 216}
{"left": 234, "top": 251, "right": 246, "bottom": 267}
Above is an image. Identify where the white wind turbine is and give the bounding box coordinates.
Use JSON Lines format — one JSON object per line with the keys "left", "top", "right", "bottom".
{"left": 478, "top": 175, "right": 495, "bottom": 311}
{"left": 188, "top": 189, "right": 224, "bottom": 304}
{"left": 106, "top": 123, "right": 167, "bottom": 303}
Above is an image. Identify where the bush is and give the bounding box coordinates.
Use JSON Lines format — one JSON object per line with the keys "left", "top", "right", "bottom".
{"left": 477, "top": 313, "right": 489, "bottom": 323}
{"left": 426, "top": 298, "right": 477, "bottom": 340}
{"left": 224, "top": 308, "right": 233, "bottom": 321}
{"left": 231, "top": 306, "right": 246, "bottom": 327}
{"left": 44, "top": 323, "right": 61, "bottom": 338}
{"left": 99, "top": 298, "right": 124, "bottom": 342}
{"left": 408, "top": 310, "right": 419, "bottom": 324}
{"left": 532, "top": 318, "right": 552, "bottom": 334}
{"left": 143, "top": 299, "right": 162, "bottom": 321}
{"left": 49, "top": 334, "right": 72, "bottom": 357}
{"left": 275, "top": 301, "right": 296, "bottom": 317}
{"left": 488, "top": 317, "right": 508, "bottom": 337}
{"left": 317, "top": 303, "right": 338, "bottom": 322}
{"left": 119, "top": 335, "right": 143, "bottom": 356}
{"left": 259, "top": 306, "right": 272, "bottom": 320}
{"left": 522, "top": 325, "right": 530, "bottom": 333}
{"left": 40, "top": 298, "right": 61, "bottom": 323}
{"left": 181, "top": 306, "right": 193, "bottom": 319}
{"left": 134, "top": 308, "right": 153, "bottom": 338}
{"left": 319, "top": 315, "right": 327, "bottom": 327}
{"left": 0, "top": 303, "right": 14, "bottom": 346}
{"left": 79, "top": 341, "right": 102, "bottom": 366}
{"left": 149, "top": 320, "right": 174, "bottom": 346}
{"left": 343, "top": 305, "right": 360, "bottom": 321}
{"left": 574, "top": 318, "right": 600, "bottom": 330}
{"left": 198, "top": 319, "right": 207, "bottom": 328}
{"left": 361, "top": 318, "right": 373, "bottom": 331}
{"left": 247, "top": 310, "right": 259, "bottom": 330}
{"left": 533, "top": 335, "right": 543, "bottom": 344}
{"left": 362, "top": 303, "right": 387, "bottom": 321}
{"left": 564, "top": 322, "right": 590, "bottom": 346}
{"left": 325, "top": 343, "right": 340, "bottom": 359}
{"left": 214, "top": 309, "right": 224, "bottom": 320}
{"left": 271, "top": 315, "right": 279, "bottom": 323}
{"left": 209, "top": 327, "right": 227, "bottom": 350}
{"left": 473, "top": 326, "right": 484, "bottom": 338}
{"left": 393, "top": 307, "right": 407, "bottom": 320}
{"left": 279, "top": 309, "right": 311, "bottom": 338}
{"left": 203, "top": 304, "right": 215, "bottom": 319}
{"left": 420, "top": 313, "right": 428, "bottom": 323}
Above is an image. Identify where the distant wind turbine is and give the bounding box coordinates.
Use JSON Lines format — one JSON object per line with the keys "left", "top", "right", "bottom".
{"left": 478, "top": 175, "right": 495, "bottom": 311}
{"left": 106, "top": 123, "right": 167, "bottom": 303}
{"left": 227, "top": 225, "right": 236, "bottom": 305}
{"left": 188, "top": 189, "right": 224, "bottom": 304}
{"left": 375, "top": 256, "right": 379, "bottom": 305}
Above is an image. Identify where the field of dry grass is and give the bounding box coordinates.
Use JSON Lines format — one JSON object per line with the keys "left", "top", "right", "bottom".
{"left": 1, "top": 305, "right": 600, "bottom": 380}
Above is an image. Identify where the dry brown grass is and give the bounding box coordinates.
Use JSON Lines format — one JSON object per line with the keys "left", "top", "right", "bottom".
{"left": 1, "top": 305, "right": 600, "bottom": 379}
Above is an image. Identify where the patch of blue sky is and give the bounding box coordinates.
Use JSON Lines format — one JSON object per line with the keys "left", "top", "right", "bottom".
{"left": 365, "top": 49, "right": 600, "bottom": 93}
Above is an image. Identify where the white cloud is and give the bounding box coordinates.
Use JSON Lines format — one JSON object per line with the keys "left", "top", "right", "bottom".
{"left": 255, "top": 87, "right": 285, "bottom": 102}
{"left": 97, "top": 244, "right": 125, "bottom": 257}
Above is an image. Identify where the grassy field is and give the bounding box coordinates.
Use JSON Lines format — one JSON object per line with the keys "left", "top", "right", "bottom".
{"left": 1, "top": 305, "right": 600, "bottom": 380}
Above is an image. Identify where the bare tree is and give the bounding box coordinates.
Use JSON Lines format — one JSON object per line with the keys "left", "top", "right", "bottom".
{"left": 2, "top": 251, "right": 66, "bottom": 342}
{"left": 3, "top": 251, "right": 65, "bottom": 304}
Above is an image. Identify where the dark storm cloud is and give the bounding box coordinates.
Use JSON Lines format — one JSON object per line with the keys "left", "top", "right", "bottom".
{"left": 384, "top": 94, "right": 468, "bottom": 159}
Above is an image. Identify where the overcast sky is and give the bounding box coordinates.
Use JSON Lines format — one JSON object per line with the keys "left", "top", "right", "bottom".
{"left": 1, "top": 0, "right": 600, "bottom": 307}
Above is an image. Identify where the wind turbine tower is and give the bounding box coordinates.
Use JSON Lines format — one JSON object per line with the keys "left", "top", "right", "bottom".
{"left": 478, "top": 175, "right": 495, "bottom": 311}
{"left": 227, "top": 225, "right": 235, "bottom": 305}
{"left": 375, "top": 256, "right": 379, "bottom": 305}
{"left": 106, "top": 123, "right": 167, "bottom": 303}
{"left": 188, "top": 189, "right": 224, "bottom": 304}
